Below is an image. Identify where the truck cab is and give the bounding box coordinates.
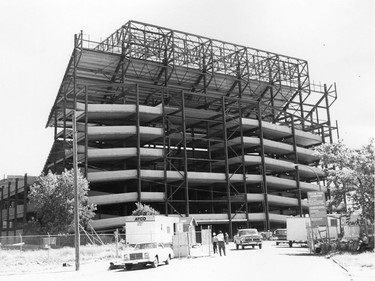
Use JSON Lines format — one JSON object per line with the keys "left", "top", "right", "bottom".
{"left": 273, "top": 228, "right": 288, "bottom": 245}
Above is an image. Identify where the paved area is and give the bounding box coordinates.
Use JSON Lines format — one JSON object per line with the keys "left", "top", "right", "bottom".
{"left": 1, "top": 241, "right": 372, "bottom": 281}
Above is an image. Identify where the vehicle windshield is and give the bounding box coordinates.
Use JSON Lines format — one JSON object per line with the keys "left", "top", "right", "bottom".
{"left": 275, "top": 229, "right": 287, "bottom": 235}
{"left": 239, "top": 229, "right": 257, "bottom": 235}
{"left": 134, "top": 242, "right": 158, "bottom": 250}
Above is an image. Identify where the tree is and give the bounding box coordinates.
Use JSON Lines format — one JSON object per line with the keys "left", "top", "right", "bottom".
{"left": 314, "top": 139, "right": 374, "bottom": 225}
{"left": 132, "top": 202, "right": 160, "bottom": 216}
{"left": 27, "top": 169, "right": 96, "bottom": 234}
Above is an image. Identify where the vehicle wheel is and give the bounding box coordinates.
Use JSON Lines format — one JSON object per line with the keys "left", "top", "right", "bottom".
{"left": 151, "top": 256, "right": 159, "bottom": 268}
{"left": 259, "top": 244, "right": 262, "bottom": 249}
{"left": 165, "top": 255, "right": 171, "bottom": 265}
{"left": 252, "top": 245, "right": 255, "bottom": 248}
{"left": 289, "top": 241, "right": 293, "bottom": 248}
{"left": 236, "top": 243, "right": 239, "bottom": 250}
{"left": 276, "top": 242, "right": 279, "bottom": 245}
{"left": 125, "top": 264, "right": 133, "bottom": 271}
{"left": 242, "top": 245, "right": 245, "bottom": 249}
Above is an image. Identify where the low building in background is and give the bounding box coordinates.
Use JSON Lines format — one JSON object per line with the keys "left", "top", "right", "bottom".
{"left": 0, "top": 175, "right": 36, "bottom": 236}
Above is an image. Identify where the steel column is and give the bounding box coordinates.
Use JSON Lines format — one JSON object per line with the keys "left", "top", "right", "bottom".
{"left": 14, "top": 178, "right": 18, "bottom": 236}
{"left": 23, "top": 174, "right": 28, "bottom": 225}
{"left": 0, "top": 185, "right": 3, "bottom": 234}
{"left": 136, "top": 84, "right": 141, "bottom": 202}
{"left": 162, "top": 88, "right": 168, "bottom": 215}
{"left": 7, "top": 181, "right": 10, "bottom": 236}
{"left": 291, "top": 116, "right": 302, "bottom": 216}
{"left": 54, "top": 109, "right": 58, "bottom": 172}
{"left": 297, "top": 67, "right": 305, "bottom": 130}
{"left": 206, "top": 122, "right": 215, "bottom": 214}
{"left": 222, "top": 97, "right": 233, "bottom": 238}
{"left": 257, "top": 103, "right": 270, "bottom": 231}
{"left": 63, "top": 88, "right": 67, "bottom": 168}
{"left": 238, "top": 100, "right": 249, "bottom": 227}
{"left": 324, "top": 84, "right": 333, "bottom": 144}
{"left": 181, "top": 91, "right": 189, "bottom": 216}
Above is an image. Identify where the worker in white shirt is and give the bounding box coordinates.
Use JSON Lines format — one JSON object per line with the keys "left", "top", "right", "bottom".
{"left": 217, "top": 230, "right": 226, "bottom": 256}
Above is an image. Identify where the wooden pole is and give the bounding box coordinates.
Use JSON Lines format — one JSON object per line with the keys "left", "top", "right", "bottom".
{"left": 73, "top": 110, "right": 80, "bottom": 270}
{"left": 73, "top": 33, "right": 80, "bottom": 271}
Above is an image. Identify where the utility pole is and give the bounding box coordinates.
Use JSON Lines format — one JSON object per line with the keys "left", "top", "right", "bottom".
{"left": 73, "top": 33, "right": 80, "bottom": 271}
{"left": 73, "top": 110, "right": 80, "bottom": 271}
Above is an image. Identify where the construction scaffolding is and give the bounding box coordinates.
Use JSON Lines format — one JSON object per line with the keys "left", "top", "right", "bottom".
{"left": 42, "top": 21, "right": 338, "bottom": 236}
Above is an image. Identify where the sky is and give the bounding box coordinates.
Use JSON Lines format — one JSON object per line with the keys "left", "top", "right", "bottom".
{"left": 0, "top": 0, "right": 374, "bottom": 177}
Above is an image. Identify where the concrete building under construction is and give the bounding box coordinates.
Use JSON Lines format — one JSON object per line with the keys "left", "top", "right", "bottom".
{"left": 42, "top": 21, "right": 338, "bottom": 236}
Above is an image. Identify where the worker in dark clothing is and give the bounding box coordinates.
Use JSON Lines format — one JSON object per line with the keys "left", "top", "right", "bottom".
{"left": 357, "top": 233, "right": 369, "bottom": 252}
{"left": 212, "top": 232, "right": 218, "bottom": 254}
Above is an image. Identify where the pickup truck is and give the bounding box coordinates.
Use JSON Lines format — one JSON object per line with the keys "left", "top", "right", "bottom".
{"left": 234, "top": 228, "right": 263, "bottom": 249}
{"left": 273, "top": 228, "right": 288, "bottom": 245}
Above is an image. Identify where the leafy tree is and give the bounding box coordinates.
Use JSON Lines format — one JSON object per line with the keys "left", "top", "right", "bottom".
{"left": 132, "top": 202, "right": 160, "bottom": 216}
{"left": 314, "top": 139, "right": 374, "bottom": 225}
{"left": 27, "top": 169, "right": 96, "bottom": 234}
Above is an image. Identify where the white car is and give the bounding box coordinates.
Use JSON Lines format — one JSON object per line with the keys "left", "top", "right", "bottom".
{"left": 123, "top": 242, "right": 174, "bottom": 270}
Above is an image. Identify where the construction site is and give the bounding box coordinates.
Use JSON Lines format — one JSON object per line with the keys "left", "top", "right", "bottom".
{"left": 4, "top": 21, "right": 339, "bottom": 237}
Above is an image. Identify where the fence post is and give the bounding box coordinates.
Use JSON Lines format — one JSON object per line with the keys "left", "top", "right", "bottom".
{"left": 114, "top": 229, "right": 119, "bottom": 258}
{"left": 187, "top": 232, "right": 190, "bottom": 258}
{"left": 47, "top": 233, "right": 51, "bottom": 259}
{"left": 19, "top": 233, "right": 23, "bottom": 253}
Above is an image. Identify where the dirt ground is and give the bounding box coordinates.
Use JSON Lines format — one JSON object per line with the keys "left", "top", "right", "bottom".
{"left": 0, "top": 241, "right": 373, "bottom": 281}
{"left": 329, "top": 251, "right": 374, "bottom": 280}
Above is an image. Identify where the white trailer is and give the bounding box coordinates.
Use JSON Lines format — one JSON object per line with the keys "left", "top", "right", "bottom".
{"left": 287, "top": 216, "right": 341, "bottom": 247}
{"left": 124, "top": 215, "right": 179, "bottom": 245}
{"left": 287, "top": 217, "right": 311, "bottom": 247}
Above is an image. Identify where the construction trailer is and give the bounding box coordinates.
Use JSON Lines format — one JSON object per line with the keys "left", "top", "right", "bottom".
{"left": 124, "top": 215, "right": 179, "bottom": 245}
{"left": 42, "top": 21, "right": 338, "bottom": 237}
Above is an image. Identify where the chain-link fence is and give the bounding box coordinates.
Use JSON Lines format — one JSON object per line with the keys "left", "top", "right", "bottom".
{"left": 0, "top": 232, "right": 118, "bottom": 250}
{"left": 0, "top": 229, "right": 213, "bottom": 254}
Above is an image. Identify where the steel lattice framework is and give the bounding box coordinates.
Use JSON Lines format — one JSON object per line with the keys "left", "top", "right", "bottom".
{"left": 43, "top": 21, "right": 338, "bottom": 235}
{"left": 94, "top": 21, "right": 312, "bottom": 125}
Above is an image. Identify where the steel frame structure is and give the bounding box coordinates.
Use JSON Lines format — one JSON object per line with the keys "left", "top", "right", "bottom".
{"left": 43, "top": 21, "right": 338, "bottom": 235}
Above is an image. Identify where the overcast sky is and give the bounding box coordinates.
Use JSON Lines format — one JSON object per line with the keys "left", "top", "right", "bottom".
{"left": 0, "top": 0, "right": 374, "bottom": 177}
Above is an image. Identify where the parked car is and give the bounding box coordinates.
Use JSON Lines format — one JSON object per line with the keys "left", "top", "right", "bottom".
{"left": 234, "top": 228, "right": 263, "bottom": 249}
{"left": 123, "top": 242, "right": 174, "bottom": 270}
{"left": 273, "top": 228, "right": 288, "bottom": 245}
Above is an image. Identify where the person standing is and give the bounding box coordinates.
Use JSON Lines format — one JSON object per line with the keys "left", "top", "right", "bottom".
{"left": 212, "top": 232, "right": 218, "bottom": 254}
{"left": 225, "top": 232, "right": 229, "bottom": 244}
{"left": 217, "top": 230, "right": 226, "bottom": 256}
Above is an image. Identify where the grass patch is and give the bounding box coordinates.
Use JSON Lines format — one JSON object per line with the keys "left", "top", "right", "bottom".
{"left": 0, "top": 244, "right": 118, "bottom": 273}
